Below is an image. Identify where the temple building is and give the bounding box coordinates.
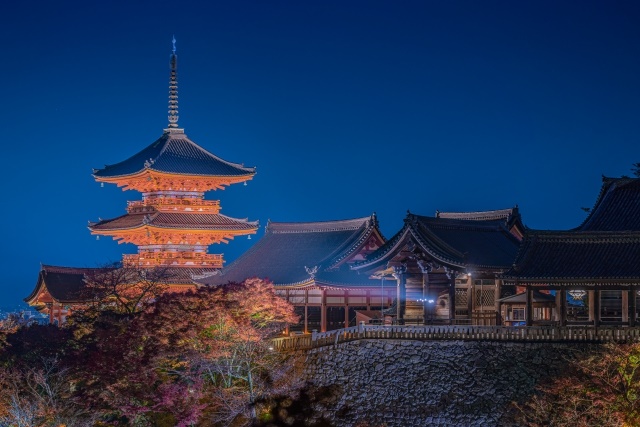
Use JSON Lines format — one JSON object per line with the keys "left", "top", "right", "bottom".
{"left": 198, "top": 215, "right": 391, "bottom": 332}
{"left": 502, "top": 177, "right": 640, "bottom": 326}
{"left": 351, "top": 208, "right": 524, "bottom": 325}
{"left": 26, "top": 39, "right": 257, "bottom": 320}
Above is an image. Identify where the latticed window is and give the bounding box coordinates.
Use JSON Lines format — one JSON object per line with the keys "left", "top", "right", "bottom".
{"left": 455, "top": 288, "right": 468, "bottom": 308}
{"left": 475, "top": 289, "right": 495, "bottom": 307}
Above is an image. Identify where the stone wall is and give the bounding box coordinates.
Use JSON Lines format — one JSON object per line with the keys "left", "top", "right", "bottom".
{"left": 301, "top": 339, "right": 598, "bottom": 426}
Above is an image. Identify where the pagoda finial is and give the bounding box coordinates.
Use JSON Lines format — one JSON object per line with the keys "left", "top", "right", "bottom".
{"left": 167, "top": 36, "right": 179, "bottom": 129}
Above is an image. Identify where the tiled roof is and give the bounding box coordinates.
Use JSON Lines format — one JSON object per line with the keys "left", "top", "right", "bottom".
{"left": 577, "top": 177, "right": 640, "bottom": 231}
{"left": 25, "top": 265, "right": 104, "bottom": 303}
{"left": 25, "top": 265, "right": 216, "bottom": 304}
{"left": 90, "top": 211, "right": 258, "bottom": 231}
{"left": 503, "top": 231, "right": 640, "bottom": 283}
{"left": 93, "top": 130, "right": 255, "bottom": 178}
{"left": 436, "top": 208, "right": 516, "bottom": 221}
{"left": 355, "top": 213, "right": 521, "bottom": 271}
{"left": 197, "top": 215, "right": 380, "bottom": 286}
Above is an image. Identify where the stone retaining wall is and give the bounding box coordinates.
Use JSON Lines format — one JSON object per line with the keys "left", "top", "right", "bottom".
{"left": 301, "top": 339, "right": 598, "bottom": 426}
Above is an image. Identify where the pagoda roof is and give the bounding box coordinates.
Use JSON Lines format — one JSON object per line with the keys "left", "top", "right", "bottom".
{"left": 89, "top": 210, "right": 258, "bottom": 232}
{"left": 502, "top": 230, "right": 640, "bottom": 285}
{"left": 354, "top": 212, "right": 521, "bottom": 272}
{"left": 576, "top": 177, "right": 640, "bottom": 231}
{"left": 25, "top": 265, "right": 104, "bottom": 304}
{"left": 197, "top": 215, "right": 383, "bottom": 287}
{"left": 93, "top": 130, "right": 255, "bottom": 179}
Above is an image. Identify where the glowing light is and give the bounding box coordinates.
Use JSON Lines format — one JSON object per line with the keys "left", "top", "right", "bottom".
{"left": 568, "top": 290, "right": 587, "bottom": 300}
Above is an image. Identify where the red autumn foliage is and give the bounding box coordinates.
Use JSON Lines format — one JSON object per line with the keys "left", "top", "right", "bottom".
{"left": 0, "top": 277, "right": 301, "bottom": 426}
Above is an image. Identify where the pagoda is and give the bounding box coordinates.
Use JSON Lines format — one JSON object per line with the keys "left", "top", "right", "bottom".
{"left": 89, "top": 37, "right": 257, "bottom": 285}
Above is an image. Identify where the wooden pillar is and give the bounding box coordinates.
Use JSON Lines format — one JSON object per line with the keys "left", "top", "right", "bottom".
{"left": 494, "top": 279, "right": 502, "bottom": 326}
{"left": 559, "top": 289, "right": 567, "bottom": 327}
{"left": 344, "top": 291, "right": 350, "bottom": 328}
{"left": 47, "top": 303, "right": 54, "bottom": 324}
{"left": 394, "top": 266, "right": 406, "bottom": 324}
{"left": 588, "top": 290, "right": 595, "bottom": 322}
{"left": 631, "top": 287, "right": 637, "bottom": 327}
{"left": 594, "top": 289, "right": 601, "bottom": 327}
{"left": 467, "top": 275, "right": 473, "bottom": 322}
{"left": 423, "top": 270, "right": 430, "bottom": 325}
{"left": 304, "top": 305, "right": 308, "bottom": 334}
{"left": 622, "top": 290, "right": 629, "bottom": 324}
{"left": 449, "top": 275, "right": 456, "bottom": 325}
{"left": 320, "top": 289, "right": 327, "bottom": 332}
{"left": 525, "top": 287, "right": 533, "bottom": 326}
{"left": 555, "top": 290, "right": 562, "bottom": 323}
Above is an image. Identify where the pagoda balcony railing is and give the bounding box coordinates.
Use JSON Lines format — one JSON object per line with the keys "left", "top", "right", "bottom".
{"left": 127, "top": 198, "right": 220, "bottom": 213}
{"left": 123, "top": 253, "right": 223, "bottom": 268}
{"left": 271, "top": 324, "right": 640, "bottom": 352}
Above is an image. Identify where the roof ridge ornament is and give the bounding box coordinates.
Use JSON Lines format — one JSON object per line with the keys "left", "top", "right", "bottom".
{"left": 167, "top": 36, "right": 179, "bottom": 129}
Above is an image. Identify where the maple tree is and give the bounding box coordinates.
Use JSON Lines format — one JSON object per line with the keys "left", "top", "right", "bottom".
{"left": 514, "top": 343, "right": 640, "bottom": 427}
{"left": 81, "top": 265, "right": 173, "bottom": 315}
{"left": 0, "top": 278, "right": 301, "bottom": 426}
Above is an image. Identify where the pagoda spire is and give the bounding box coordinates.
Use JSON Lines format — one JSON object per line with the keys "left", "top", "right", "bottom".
{"left": 168, "top": 36, "right": 179, "bottom": 129}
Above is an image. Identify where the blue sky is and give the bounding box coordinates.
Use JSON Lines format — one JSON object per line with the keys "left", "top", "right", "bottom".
{"left": 2, "top": 1, "right": 639, "bottom": 306}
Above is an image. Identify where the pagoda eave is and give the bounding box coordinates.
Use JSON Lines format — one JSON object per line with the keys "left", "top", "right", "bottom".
{"left": 90, "top": 226, "right": 257, "bottom": 246}
{"left": 94, "top": 169, "right": 255, "bottom": 192}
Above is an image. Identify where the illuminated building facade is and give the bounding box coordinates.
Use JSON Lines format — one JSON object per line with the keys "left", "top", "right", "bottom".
{"left": 26, "top": 39, "right": 257, "bottom": 319}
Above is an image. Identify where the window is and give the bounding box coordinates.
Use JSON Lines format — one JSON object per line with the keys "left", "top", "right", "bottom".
{"left": 512, "top": 308, "right": 525, "bottom": 321}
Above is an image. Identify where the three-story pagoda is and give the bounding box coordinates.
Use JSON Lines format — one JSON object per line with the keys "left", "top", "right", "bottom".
{"left": 89, "top": 38, "right": 257, "bottom": 282}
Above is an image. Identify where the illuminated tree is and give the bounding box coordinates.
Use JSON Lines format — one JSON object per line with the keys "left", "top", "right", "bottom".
{"left": 515, "top": 343, "right": 640, "bottom": 427}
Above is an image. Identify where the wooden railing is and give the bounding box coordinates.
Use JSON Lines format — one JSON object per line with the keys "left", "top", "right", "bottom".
{"left": 123, "top": 253, "right": 223, "bottom": 268}
{"left": 271, "top": 324, "right": 640, "bottom": 352}
{"left": 127, "top": 198, "right": 220, "bottom": 213}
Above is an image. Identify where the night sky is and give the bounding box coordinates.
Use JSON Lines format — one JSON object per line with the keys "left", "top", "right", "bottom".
{"left": 2, "top": 1, "right": 639, "bottom": 307}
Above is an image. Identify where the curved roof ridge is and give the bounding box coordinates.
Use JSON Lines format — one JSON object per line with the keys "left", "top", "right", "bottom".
{"left": 411, "top": 217, "right": 467, "bottom": 263}
{"left": 575, "top": 176, "right": 640, "bottom": 231}
{"left": 352, "top": 222, "right": 411, "bottom": 270}
{"left": 40, "top": 264, "right": 102, "bottom": 274}
{"left": 154, "top": 133, "right": 256, "bottom": 174}
{"left": 315, "top": 219, "right": 375, "bottom": 268}
{"left": 215, "top": 211, "right": 259, "bottom": 227}
{"left": 266, "top": 216, "right": 371, "bottom": 234}
{"left": 416, "top": 214, "right": 506, "bottom": 231}
{"left": 435, "top": 207, "right": 516, "bottom": 221}
{"left": 93, "top": 131, "right": 255, "bottom": 179}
